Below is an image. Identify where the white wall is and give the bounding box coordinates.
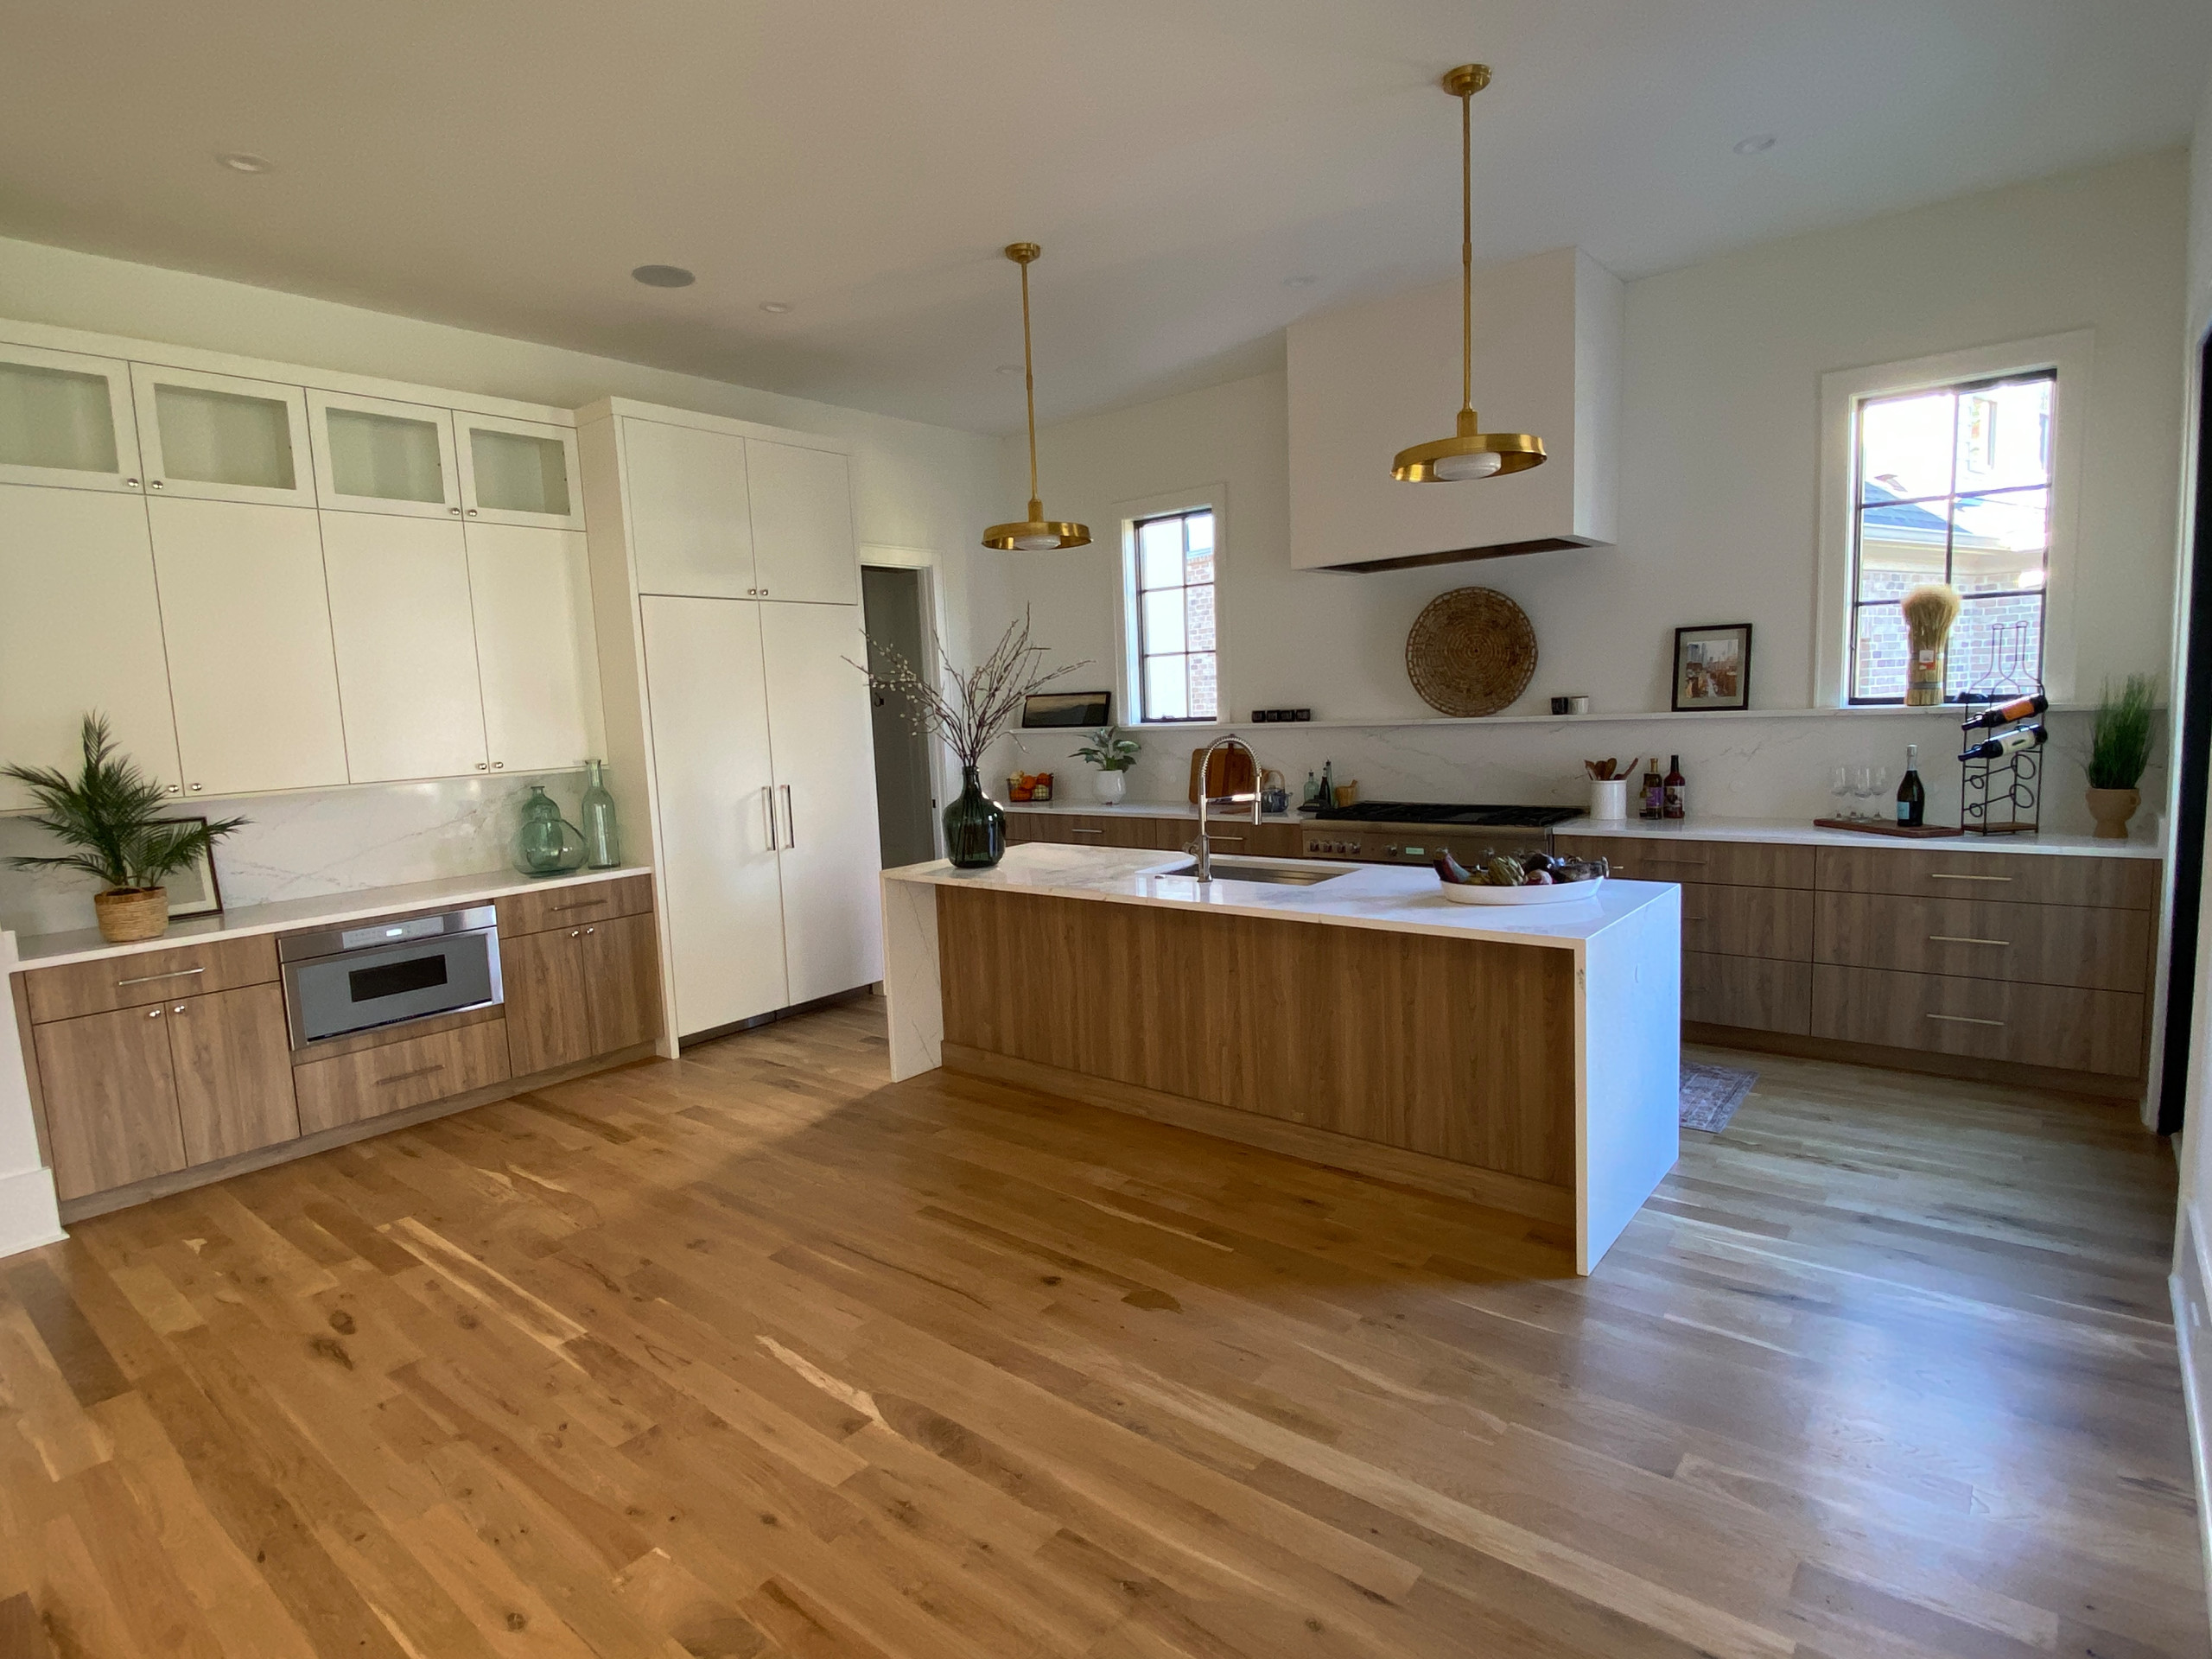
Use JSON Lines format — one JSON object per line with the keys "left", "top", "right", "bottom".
{"left": 989, "top": 150, "right": 2188, "bottom": 835}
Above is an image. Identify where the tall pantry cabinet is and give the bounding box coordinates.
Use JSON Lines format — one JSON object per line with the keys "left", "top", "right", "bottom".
{"left": 576, "top": 399, "right": 883, "bottom": 1044}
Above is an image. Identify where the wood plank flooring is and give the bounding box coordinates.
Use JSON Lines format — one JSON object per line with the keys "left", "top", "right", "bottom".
{"left": 0, "top": 1001, "right": 2198, "bottom": 1658}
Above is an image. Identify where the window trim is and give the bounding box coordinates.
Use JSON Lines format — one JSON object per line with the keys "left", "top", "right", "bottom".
{"left": 1115, "top": 483, "right": 1226, "bottom": 725}
{"left": 1815, "top": 331, "right": 2091, "bottom": 707}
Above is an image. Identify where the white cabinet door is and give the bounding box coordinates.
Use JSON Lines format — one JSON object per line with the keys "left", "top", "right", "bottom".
{"left": 747, "top": 440, "right": 856, "bottom": 605}
{"left": 308, "top": 391, "right": 462, "bottom": 520}
{"left": 465, "top": 522, "right": 603, "bottom": 773}
{"left": 130, "top": 365, "right": 315, "bottom": 509}
{"left": 0, "top": 343, "right": 143, "bottom": 493}
{"left": 640, "top": 596, "right": 790, "bottom": 1034}
{"left": 455, "top": 414, "right": 582, "bottom": 530}
{"left": 621, "top": 417, "right": 755, "bottom": 597}
{"left": 760, "top": 601, "right": 883, "bottom": 1001}
{"left": 321, "top": 513, "right": 488, "bottom": 782}
{"left": 149, "top": 498, "right": 347, "bottom": 795}
{"left": 0, "top": 484, "right": 180, "bottom": 809}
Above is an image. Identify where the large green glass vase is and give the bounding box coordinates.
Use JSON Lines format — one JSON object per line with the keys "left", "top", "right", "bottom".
{"left": 943, "top": 766, "right": 1006, "bottom": 869}
{"left": 512, "top": 784, "right": 587, "bottom": 876}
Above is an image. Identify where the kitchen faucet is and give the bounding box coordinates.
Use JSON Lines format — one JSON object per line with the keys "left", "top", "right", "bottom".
{"left": 1189, "top": 734, "right": 1261, "bottom": 881}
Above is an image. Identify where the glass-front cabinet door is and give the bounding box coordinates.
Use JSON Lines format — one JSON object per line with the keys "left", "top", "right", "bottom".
{"left": 0, "top": 342, "right": 143, "bottom": 492}
{"left": 455, "top": 413, "right": 582, "bottom": 529}
{"left": 308, "top": 390, "right": 462, "bottom": 518}
{"left": 129, "top": 364, "right": 316, "bottom": 507}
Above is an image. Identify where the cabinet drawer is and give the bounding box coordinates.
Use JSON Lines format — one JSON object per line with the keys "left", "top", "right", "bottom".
{"left": 24, "top": 933, "right": 278, "bottom": 1023}
{"left": 1683, "top": 953, "right": 1811, "bottom": 1034}
{"left": 495, "top": 874, "right": 653, "bottom": 938}
{"left": 1809, "top": 963, "right": 2144, "bottom": 1077}
{"left": 1681, "top": 884, "right": 1812, "bottom": 960}
{"left": 1815, "top": 846, "right": 2158, "bottom": 910}
{"left": 1814, "top": 890, "right": 2150, "bottom": 993}
{"left": 1557, "top": 836, "right": 1814, "bottom": 889}
{"left": 294, "top": 1015, "right": 512, "bottom": 1135}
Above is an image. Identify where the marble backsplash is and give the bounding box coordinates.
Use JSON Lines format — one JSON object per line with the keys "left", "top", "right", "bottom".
{"left": 992, "top": 706, "right": 2164, "bottom": 843}
{"left": 0, "top": 769, "right": 592, "bottom": 939}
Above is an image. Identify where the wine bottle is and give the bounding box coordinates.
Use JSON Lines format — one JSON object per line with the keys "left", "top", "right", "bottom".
{"left": 1896, "top": 744, "right": 1924, "bottom": 827}
{"left": 1958, "top": 725, "right": 2047, "bottom": 762}
{"left": 1961, "top": 692, "right": 2048, "bottom": 730}
{"left": 1662, "top": 755, "right": 1686, "bottom": 820}
{"left": 1640, "top": 760, "right": 1663, "bottom": 819}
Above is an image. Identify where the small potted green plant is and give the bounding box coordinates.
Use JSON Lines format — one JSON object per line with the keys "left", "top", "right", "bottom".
{"left": 3, "top": 715, "right": 247, "bottom": 942}
{"left": 2084, "top": 673, "right": 2155, "bottom": 840}
{"left": 1072, "top": 726, "right": 1141, "bottom": 804}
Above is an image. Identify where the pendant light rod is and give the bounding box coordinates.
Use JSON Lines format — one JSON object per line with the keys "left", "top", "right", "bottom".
{"left": 1459, "top": 68, "right": 1473, "bottom": 419}
{"left": 982, "top": 242, "right": 1090, "bottom": 550}
{"left": 1012, "top": 242, "right": 1042, "bottom": 511}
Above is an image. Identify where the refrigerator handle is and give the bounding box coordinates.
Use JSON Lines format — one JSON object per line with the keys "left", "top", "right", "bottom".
{"left": 762, "top": 785, "right": 779, "bottom": 850}
{"left": 781, "top": 785, "right": 796, "bottom": 849}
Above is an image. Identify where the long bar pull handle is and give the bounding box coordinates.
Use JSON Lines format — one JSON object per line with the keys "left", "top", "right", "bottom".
{"left": 763, "top": 786, "right": 779, "bottom": 850}
{"left": 375, "top": 1064, "right": 447, "bottom": 1086}
{"left": 1929, "top": 873, "right": 2010, "bottom": 883}
{"left": 117, "top": 966, "right": 205, "bottom": 988}
{"left": 1928, "top": 934, "right": 2011, "bottom": 947}
{"left": 1926, "top": 1013, "right": 2005, "bottom": 1027}
{"left": 782, "top": 785, "right": 796, "bottom": 850}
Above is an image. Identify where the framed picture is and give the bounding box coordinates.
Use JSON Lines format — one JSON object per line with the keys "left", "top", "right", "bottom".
{"left": 158, "top": 817, "right": 226, "bottom": 917}
{"left": 1022, "top": 690, "right": 1111, "bottom": 728}
{"left": 1672, "top": 624, "right": 1752, "bottom": 712}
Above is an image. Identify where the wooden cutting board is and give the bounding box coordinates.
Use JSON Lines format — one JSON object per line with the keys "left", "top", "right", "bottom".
{"left": 1188, "top": 745, "right": 1258, "bottom": 804}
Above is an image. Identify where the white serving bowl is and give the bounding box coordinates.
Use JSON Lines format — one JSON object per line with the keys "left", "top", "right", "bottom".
{"left": 1438, "top": 875, "right": 1606, "bottom": 906}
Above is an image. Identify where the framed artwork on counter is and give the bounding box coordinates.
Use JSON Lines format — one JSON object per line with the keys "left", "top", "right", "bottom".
{"left": 157, "top": 816, "right": 226, "bottom": 917}
{"left": 1672, "top": 624, "right": 1752, "bottom": 711}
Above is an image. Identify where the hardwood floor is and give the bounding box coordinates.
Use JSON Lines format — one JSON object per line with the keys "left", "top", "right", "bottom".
{"left": 0, "top": 1000, "right": 2198, "bottom": 1658}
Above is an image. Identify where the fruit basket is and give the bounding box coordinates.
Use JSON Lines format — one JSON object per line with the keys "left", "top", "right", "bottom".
{"left": 1437, "top": 875, "right": 1605, "bottom": 906}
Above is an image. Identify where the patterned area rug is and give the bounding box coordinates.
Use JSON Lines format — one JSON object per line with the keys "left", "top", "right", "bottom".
{"left": 1681, "top": 1062, "right": 1758, "bottom": 1133}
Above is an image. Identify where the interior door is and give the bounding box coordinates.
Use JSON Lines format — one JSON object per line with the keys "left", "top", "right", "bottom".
{"left": 0, "top": 483, "right": 181, "bottom": 810}
{"left": 760, "top": 601, "right": 884, "bottom": 1003}
{"left": 129, "top": 363, "right": 316, "bottom": 508}
{"left": 465, "top": 522, "right": 604, "bottom": 772}
{"left": 641, "top": 595, "right": 790, "bottom": 1034}
{"left": 308, "top": 390, "right": 462, "bottom": 519}
{"left": 321, "top": 512, "right": 489, "bottom": 781}
{"left": 149, "top": 496, "right": 349, "bottom": 796}
{"left": 746, "top": 440, "right": 857, "bottom": 604}
{"left": 621, "top": 416, "right": 755, "bottom": 597}
{"left": 0, "top": 342, "right": 143, "bottom": 492}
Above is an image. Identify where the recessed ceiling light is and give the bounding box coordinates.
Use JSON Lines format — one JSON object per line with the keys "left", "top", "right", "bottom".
{"left": 632, "top": 264, "right": 695, "bottom": 288}
{"left": 1732, "top": 134, "right": 1777, "bottom": 155}
{"left": 996, "top": 364, "right": 1025, "bottom": 376}
{"left": 759, "top": 301, "right": 792, "bottom": 314}
{"left": 1283, "top": 275, "right": 1317, "bottom": 288}
{"left": 216, "top": 152, "right": 274, "bottom": 175}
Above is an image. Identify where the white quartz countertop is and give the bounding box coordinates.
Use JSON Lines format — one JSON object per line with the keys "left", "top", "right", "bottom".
{"left": 885, "top": 843, "right": 1672, "bottom": 949}
{"left": 4, "top": 865, "right": 655, "bottom": 971}
{"left": 1552, "top": 815, "right": 2162, "bottom": 859}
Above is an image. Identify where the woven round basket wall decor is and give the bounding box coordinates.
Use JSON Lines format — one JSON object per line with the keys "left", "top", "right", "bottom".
{"left": 1405, "top": 587, "right": 1537, "bottom": 717}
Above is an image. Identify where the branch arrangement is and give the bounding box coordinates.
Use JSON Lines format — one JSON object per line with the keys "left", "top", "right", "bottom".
{"left": 852, "top": 612, "right": 1089, "bottom": 772}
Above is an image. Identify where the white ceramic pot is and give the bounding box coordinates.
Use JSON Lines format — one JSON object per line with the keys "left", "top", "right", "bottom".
{"left": 1092, "top": 769, "right": 1128, "bottom": 804}
{"left": 1590, "top": 779, "right": 1629, "bottom": 821}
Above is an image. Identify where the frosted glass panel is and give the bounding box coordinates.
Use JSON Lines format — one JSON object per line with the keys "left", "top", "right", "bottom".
{"left": 0, "top": 362, "right": 118, "bottom": 473}
{"left": 327, "top": 407, "right": 444, "bottom": 502}
{"left": 470, "top": 428, "right": 570, "bottom": 516}
{"left": 154, "top": 383, "right": 296, "bottom": 488}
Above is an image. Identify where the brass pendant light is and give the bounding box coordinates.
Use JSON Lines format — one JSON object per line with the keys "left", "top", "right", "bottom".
{"left": 1390, "top": 64, "right": 1546, "bottom": 484}
{"left": 983, "top": 243, "right": 1090, "bottom": 550}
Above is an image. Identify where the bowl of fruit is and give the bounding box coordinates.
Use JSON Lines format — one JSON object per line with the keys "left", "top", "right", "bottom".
{"left": 1433, "top": 849, "right": 1607, "bottom": 906}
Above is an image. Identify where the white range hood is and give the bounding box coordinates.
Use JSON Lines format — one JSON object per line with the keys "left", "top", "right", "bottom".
{"left": 1287, "top": 246, "right": 1622, "bottom": 572}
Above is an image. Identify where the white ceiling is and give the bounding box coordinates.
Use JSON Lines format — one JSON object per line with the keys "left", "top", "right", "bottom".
{"left": 2, "top": 1, "right": 2206, "bottom": 434}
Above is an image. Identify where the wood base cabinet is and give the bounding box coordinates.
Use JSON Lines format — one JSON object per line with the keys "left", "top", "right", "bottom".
{"left": 296, "top": 1014, "right": 511, "bottom": 1135}
{"left": 499, "top": 894, "right": 664, "bottom": 1074}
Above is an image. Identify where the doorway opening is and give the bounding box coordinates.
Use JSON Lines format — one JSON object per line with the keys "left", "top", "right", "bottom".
{"left": 861, "top": 564, "right": 938, "bottom": 869}
{"left": 2157, "top": 326, "right": 2212, "bottom": 1138}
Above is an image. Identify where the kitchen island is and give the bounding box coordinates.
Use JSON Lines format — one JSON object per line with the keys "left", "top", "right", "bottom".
{"left": 882, "top": 844, "right": 1681, "bottom": 1273}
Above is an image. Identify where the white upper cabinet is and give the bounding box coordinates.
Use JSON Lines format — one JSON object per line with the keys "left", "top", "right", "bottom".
{"left": 149, "top": 497, "right": 348, "bottom": 796}
{"left": 308, "top": 391, "right": 462, "bottom": 520}
{"left": 0, "top": 484, "right": 180, "bottom": 810}
{"left": 0, "top": 344, "right": 143, "bottom": 493}
{"left": 130, "top": 365, "right": 316, "bottom": 509}
{"left": 622, "top": 417, "right": 755, "bottom": 597}
{"left": 747, "top": 440, "right": 857, "bottom": 605}
{"left": 456, "top": 414, "right": 582, "bottom": 530}
{"left": 465, "top": 522, "right": 603, "bottom": 773}
{"left": 321, "top": 514, "right": 489, "bottom": 782}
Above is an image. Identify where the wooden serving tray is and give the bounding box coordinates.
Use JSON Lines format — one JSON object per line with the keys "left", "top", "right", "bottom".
{"left": 1812, "top": 818, "right": 1962, "bottom": 838}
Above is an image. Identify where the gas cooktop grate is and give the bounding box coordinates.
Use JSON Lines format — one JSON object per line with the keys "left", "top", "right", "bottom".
{"left": 1309, "top": 802, "right": 1580, "bottom": 829}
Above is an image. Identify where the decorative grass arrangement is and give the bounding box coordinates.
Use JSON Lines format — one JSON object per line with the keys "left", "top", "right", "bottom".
{"left": 1899, "top": 583, "right": 1961, "bottom": 707}
{"left": 2087, "top": 674, "right": 2156, "bottom": 791}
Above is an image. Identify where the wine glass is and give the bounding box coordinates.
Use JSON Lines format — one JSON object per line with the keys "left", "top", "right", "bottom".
{"left": 1850, "top": 766, "right": 1875, "bottom": 821}
{"left": 1828, "top": 766, "right": 1851, "bottom": 822}
{"left": 1871, "top": 766, "right": 1891, "bottom": 822}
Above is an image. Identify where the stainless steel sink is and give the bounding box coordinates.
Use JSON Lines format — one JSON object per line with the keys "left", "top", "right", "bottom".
{"left": 1158, "top": 860, "right": 1351, "bottom": 887}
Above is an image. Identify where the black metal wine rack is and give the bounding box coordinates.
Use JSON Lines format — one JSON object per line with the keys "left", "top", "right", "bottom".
{"left": 1957, "top": 695, "right": 2040, "bottom": 836}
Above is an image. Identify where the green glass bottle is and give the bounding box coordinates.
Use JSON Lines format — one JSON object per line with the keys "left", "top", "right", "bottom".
{"left": 512, "top": 784, "right": 586, "bottom": 876}
{"left": 580, "top": 760, "right": 620, "bottom": 868}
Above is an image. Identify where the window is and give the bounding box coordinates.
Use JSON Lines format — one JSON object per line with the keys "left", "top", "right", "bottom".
{"left": 1847, "top": 370, "right": 2055, "bottom": 702}
{"left": 1130, "top": 506, "right": 1218, "bottom": 721}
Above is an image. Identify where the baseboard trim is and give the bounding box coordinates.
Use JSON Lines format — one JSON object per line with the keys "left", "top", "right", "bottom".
{"left": 940, "top": 1041, "right": 1573, "bottom": 1225}
{"left": 1683, "top": 1022, "right": 2143, "bottom": 1100}
{"left": 57, "top": 1040, "right": 658, "bottom": 1224}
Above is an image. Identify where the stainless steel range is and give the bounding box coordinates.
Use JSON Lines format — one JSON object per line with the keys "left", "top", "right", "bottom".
{"left": 1300, "top": 802, "right": 1580, "bottom": 867}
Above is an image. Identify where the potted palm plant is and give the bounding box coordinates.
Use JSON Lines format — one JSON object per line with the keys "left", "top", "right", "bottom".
{"left": 1071, "top": 726, "right": 1141, "bottom": 804}
{"left": 2084, "top": 674, "right": 2155, "bottom": 840}
{"left": 4, "top": 715, "right": 247, "bottom": 942}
